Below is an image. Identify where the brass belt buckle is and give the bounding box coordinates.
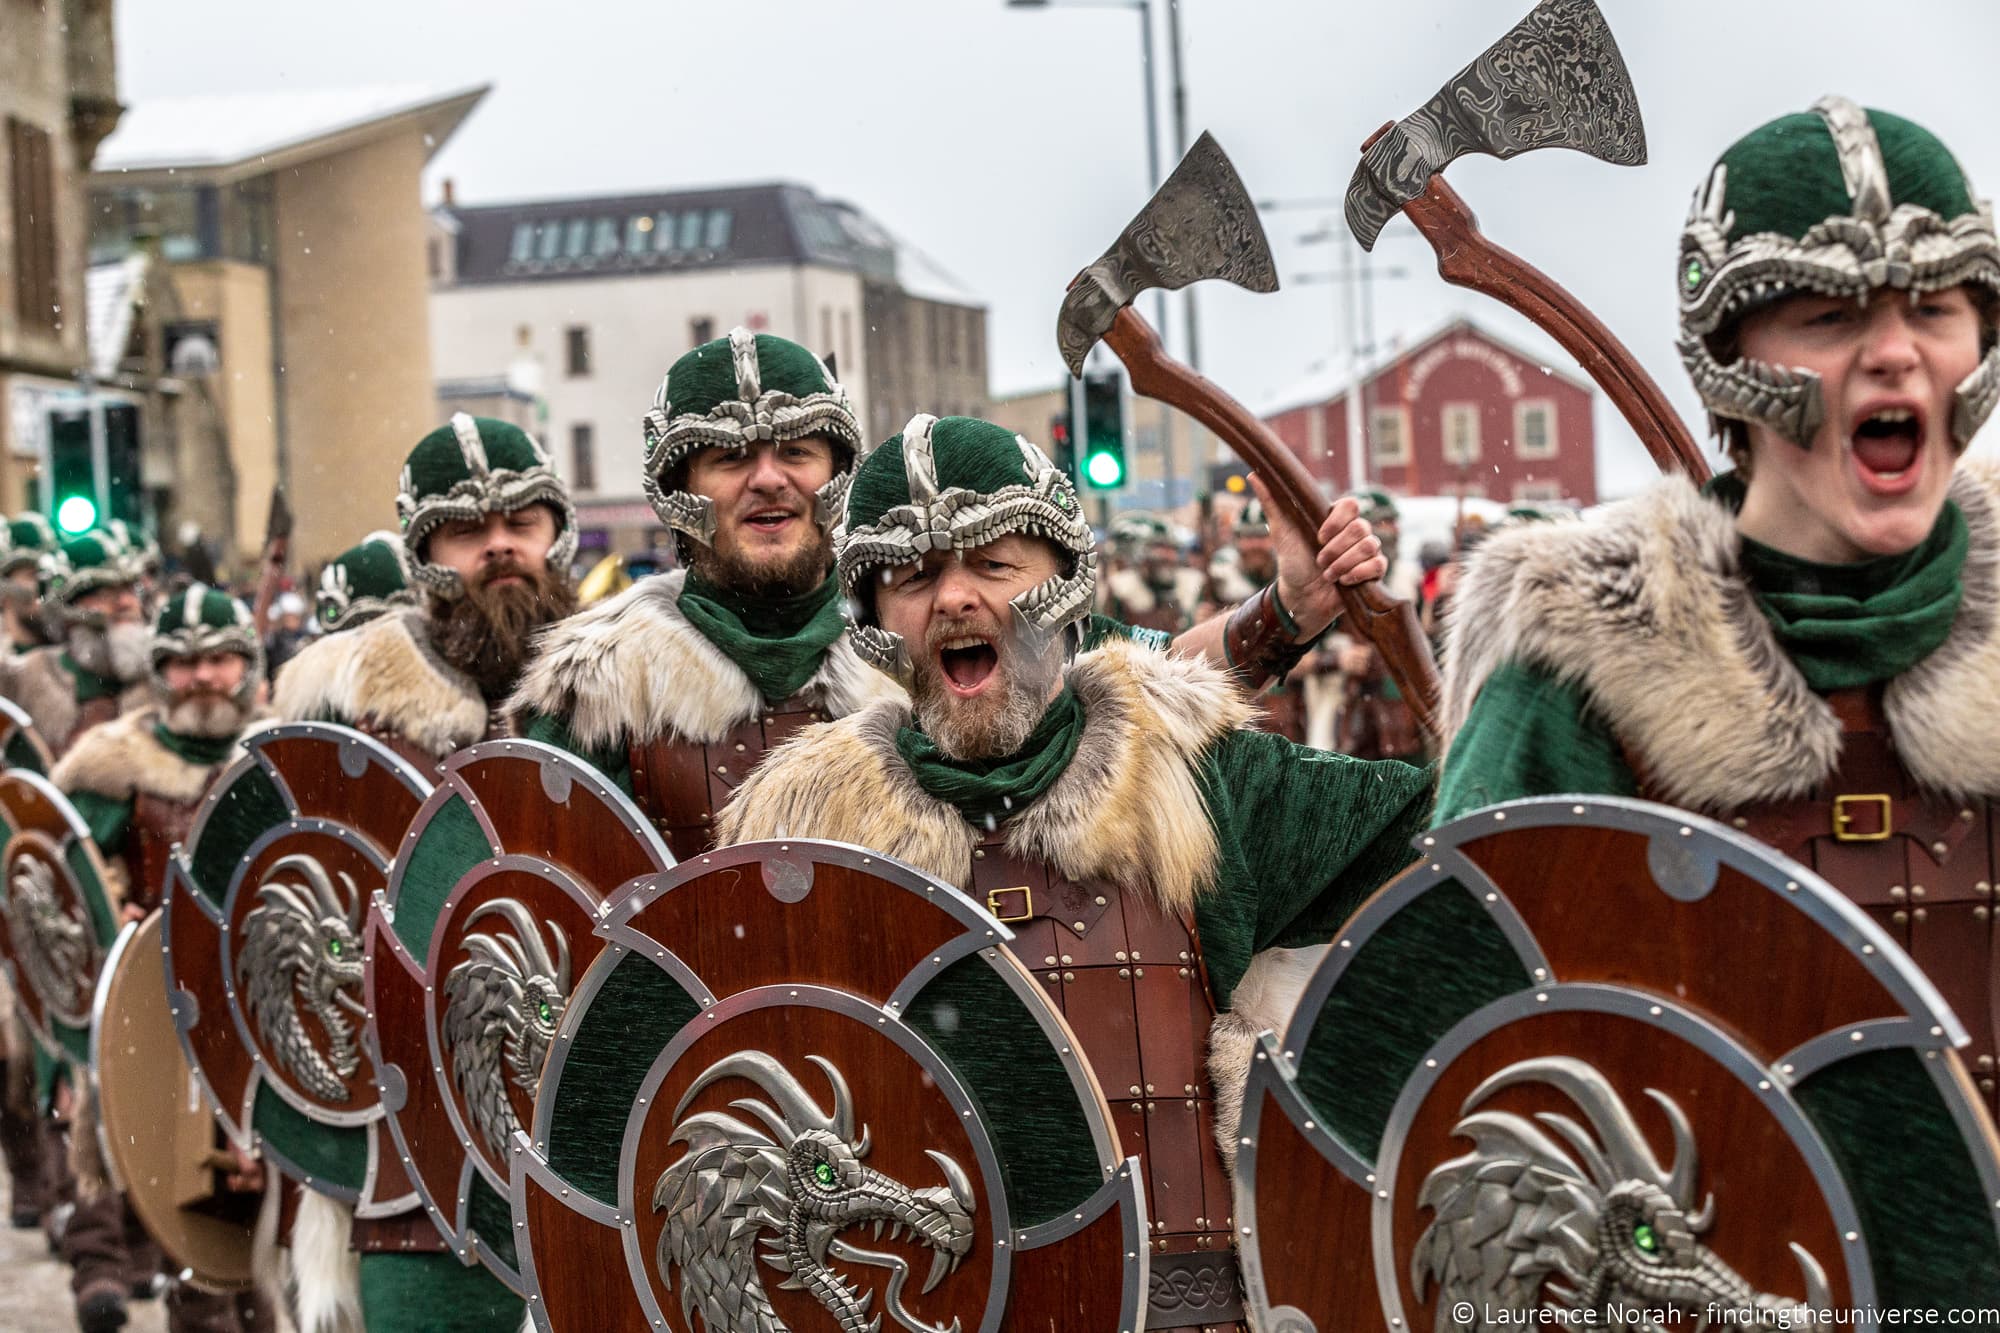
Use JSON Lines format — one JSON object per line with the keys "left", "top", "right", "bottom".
{"left": 1832, "top": 793, "right": 1892, "bottom": 843}
{"left": 986, "top": 886, "right": 1034, "bottom": 923}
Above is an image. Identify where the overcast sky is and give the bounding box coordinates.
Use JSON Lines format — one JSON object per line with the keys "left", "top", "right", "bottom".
{"left": 117, "top": 0, "right": 2000, "bottom": 497}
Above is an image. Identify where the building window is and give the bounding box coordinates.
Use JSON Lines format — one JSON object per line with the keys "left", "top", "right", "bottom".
{"left": 1442, "top": 402, "right": 1482, "bottom": 464}
{"left": 626, "top": 214, "right": 652, "bottom": 252}
{"left": 704, "top": 209, "right": 733, "bottom": 249}
{"left": 654, "top": 212, "right": 676, "bottom": 253}
{"left": 1515, "top": 399, "right": 1558, "bottom": 460}
{"left": 565, "top": 326, "right": 591, "bottom": 378}
{"left": 571, "top": 423, "right": 596, "bottom": 493}
{"left": 509, "top": 223, "right": 535, "bottom": 263}
{"left": 690, "top": 316, "right": 714, "bottom": 346}
{"left": 537, "top": 223, "right": 562, "bottom": 261}
{"left": 678, "top": 212, "right": 703, "bottom": 250}
{"left": 820, "top": 306, "right": 834, "bottom": 359}
{"left": 1370, "top": 406, "right": 1410, "bottom": 466}
{"left": 1444, "top": 481, "right": 1487, "bottom": 499}
{"left": 563, "top": 218, "right": 588, "bottom": 259}
{"left": 591, "top": 217, "right": 619, "bottom": 258}
{"left": 8, "top": 117, "right": 58, "bottom": 335}
{"left": 1513, "top": 480, "right": 1562, "bottom": 502}
{"left": 840, "top": 310, "right": 854, "bottom": 378}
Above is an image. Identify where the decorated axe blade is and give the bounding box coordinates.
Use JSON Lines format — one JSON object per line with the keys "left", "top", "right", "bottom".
{"left": 1345, "top": 0, "right": 1646, "bottom": 249}
{"left": 1057, "top": 130, "right": 1277, "bottom": 377}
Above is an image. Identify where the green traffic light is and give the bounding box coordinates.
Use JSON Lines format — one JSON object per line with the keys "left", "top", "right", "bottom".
{"left": 55, "top": 495, "right": 97, "bottom": 535}
{"left": 1084, "top": 450, "right": 1124, "bottom": 488}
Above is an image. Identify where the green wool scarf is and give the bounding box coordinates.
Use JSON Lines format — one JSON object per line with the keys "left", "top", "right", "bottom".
{"left": 1738, "top": 501, "right": 1967, "bottom": 692}
{"left": 676, "top": 571, "right": 846, "bottom": 704}
{"left": 897, "top": 687, "right": 1085, "bottom": 826}
{"left": 59, "top": 654, "right": 120, "bottom": 702}
{"left": 154, "top": 723, "right": 235, "bottom": 767}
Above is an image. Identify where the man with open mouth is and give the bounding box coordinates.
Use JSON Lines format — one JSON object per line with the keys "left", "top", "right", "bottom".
{"left": 270, "top": 412, "right": 578, "bottom": 1333}
{"left": 1434, "top": 99, "right": 2000, "bottom": 1115}
{"left": 718, "top": 412, "right": 1435, "bottom": 1332}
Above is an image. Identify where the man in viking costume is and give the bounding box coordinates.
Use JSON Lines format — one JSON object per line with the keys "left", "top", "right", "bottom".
{"left": 513, "top": 329, "right": 1375, "bottom": 850}
{"left": 270, "top": 415, "right": 576, "bottom": 1332}
{"left": 719, "top": 413, "right": 1433, "bottom": 1332}
{"left": 5, "top": 531, "right": 152, "bottom": 757}
{"left": 311, "top": 532, "right": 414, "bottom": 638}
{"left": 1435, "top": 98, "right": 2000, "bottom": 1112}
{"left": 0, "top": 512, "right": 57, "bottom": 655}
{"left": 52, "top": 586, "right": 272, "bottom": 1333}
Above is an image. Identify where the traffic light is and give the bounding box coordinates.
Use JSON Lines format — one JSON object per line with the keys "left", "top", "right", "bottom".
{"left": 104, "top": 403, "right": 143, "bottom": 528}
{"left": 1080, "top": 369, "right": 1126, "bottom": 490}
{"left": 1047, "top": 407, "right": 1076, "bottom": 481}
{"left": 48, "top": 407, "right": 98, "bottom": 535}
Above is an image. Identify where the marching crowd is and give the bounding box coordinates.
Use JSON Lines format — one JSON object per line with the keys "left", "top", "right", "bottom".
{"left": 0, "top": 87, "right": 1990, "bottom": 1331}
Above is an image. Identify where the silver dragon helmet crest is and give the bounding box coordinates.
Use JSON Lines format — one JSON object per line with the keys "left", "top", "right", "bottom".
{"left": 6, "top": 853, "right": 95, "bottom": 1025}
{"left": 234, "top": 853, "right": 366, "bottom": 1104}
{"left": 652, "top": 1050, "right": 977, "bottom": 1333}
{"left": 439, "top": 899, "right": 572, "bottom": 1162}
{"left": 1412, "top": 1056, "right": 1830, "bottom": 1329}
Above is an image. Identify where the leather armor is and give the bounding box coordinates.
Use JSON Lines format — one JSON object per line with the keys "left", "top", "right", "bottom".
{"left": 126, "top": 791, "right": 202, "bottom": 916}
{"left": 626, "top": 693, "right": 828, "bottom": 859}
{"left": 1643, "top": 688, "right": 1998, "bottom": 1116}
{"left": 969, "top": 830, "right": 1247, "bottom": 1331}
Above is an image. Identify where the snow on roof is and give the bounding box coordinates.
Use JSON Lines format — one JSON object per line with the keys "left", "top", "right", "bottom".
{"left": 95, "top": 83, "right": 487, "bottom": 176}
{"left": 86, "top": 254, "right": 147, "bottom": 380}
{"left": 893, "top": 238, "right": 983, "bottom": 308}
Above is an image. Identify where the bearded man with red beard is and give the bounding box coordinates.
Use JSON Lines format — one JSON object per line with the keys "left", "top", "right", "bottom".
{"left": 269, "top": 413, "right": 576, "bottom": 1333}
{"left": 720, "top": 414, "right": 1435, "bottom": 1333}
{"left": 51, "top": 585, "right": 273, "bottom": 1333}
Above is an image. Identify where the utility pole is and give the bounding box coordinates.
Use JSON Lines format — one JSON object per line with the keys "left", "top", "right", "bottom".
{"left": 1162, "top": 0, "right": 1200, "bottom": 501}
{"left": 1293, "top": 217, "right": 1407, "bottom": 491}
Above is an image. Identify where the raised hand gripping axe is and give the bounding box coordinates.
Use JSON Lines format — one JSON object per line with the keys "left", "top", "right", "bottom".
{"left": 1057, "top": 132, "right": 1442, "bottom": 739}
{"left": 1346, "top": 0, "right": 1708, "bottom": 480}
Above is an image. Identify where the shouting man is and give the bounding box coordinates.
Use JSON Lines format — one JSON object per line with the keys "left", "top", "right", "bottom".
{"left": 720, "top": 414, "right": 1433, "bottom": 1333}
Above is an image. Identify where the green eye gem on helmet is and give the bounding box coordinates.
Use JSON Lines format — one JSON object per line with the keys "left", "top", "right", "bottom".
{"left": 327, "top": 938, "right": 344, "bottom": 958}
{"left": 537, "top": 1000, "right": 553, "bottom": 1025}
{"left": 812, "top": 1160, "right": 837, "bottom": 1190}
{"left": 1633, "top": 1222, "right": 1659, "bottom": 1255}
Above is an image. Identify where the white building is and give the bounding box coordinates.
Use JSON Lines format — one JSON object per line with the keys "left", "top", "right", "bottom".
{"left": 429, "top": 182, "right": 987, "bottom": 557}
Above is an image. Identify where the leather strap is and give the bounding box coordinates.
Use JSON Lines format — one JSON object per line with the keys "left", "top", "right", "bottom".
{"left": 349, "top": 1206, "right": 448, "bottom": 1253}
{"left": 1222, "top": 585, "right": 1311, "bottom": 692}
{"left": 1147, "top": 1249, "right": 1246, "bottom": 1329}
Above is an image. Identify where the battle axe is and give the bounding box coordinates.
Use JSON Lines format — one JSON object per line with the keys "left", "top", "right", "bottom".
{"left": 1346, "top": 0, "right": 1708, "bottom": 480}
{"left": 1057, "top": 133, "right": 1442, "bottom": 739}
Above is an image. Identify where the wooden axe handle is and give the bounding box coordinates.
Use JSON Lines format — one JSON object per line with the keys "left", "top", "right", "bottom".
{"left": 1397, "top": 171, "right": 1711, "bottom": 482}
{"left": 1098, "top": 305, "right": 1443, "bottom": 740}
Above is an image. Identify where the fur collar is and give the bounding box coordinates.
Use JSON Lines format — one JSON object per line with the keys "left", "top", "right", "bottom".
{"left": 3, "top": 646, "right": 149, "bottom": 754}
{"left": 50, "top": 706, "right": 230, "bottom": 803}
{"left": 508, "top": 569, "right": 902, "bottom": 748}
{"left": 271, "top": 607, "right": 489, "bottom": 760}
{"left": 719, "top": 637, "right": 1253, "bottom": 916}
{"left": 1442, "top": 458, "right": 2000, "bottom": 809}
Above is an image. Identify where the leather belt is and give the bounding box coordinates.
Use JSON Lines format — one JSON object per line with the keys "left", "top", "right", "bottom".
{"left": 1146, "top": 1249, "right": 1246, "bottom": 1328}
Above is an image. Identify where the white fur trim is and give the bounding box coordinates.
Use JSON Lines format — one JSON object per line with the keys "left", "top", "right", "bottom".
{"left": 50, "top": 706, "right": 224, "bottom": 803}
{"left": 287, "top": 1189, "right": 363, "bottom": 1333}
{"left": 508, "top": 569, "right": 901, "bottom": 749}
{"left": 272, "top": 608, "right": 488, "bottom": 760}
{"left": 1207, "top": 945, "right": 1326, "bottom": 1170}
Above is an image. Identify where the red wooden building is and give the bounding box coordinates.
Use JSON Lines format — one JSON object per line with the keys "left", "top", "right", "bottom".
{"left": 1261, "top": 318, "right": 1597, "bottom": 505}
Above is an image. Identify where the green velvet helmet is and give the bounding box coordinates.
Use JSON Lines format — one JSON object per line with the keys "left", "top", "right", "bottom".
{"left": 1346, "top": 488, "right": 1400, "bottom": 526}
{"left": 101, "top": 519, "right": 161, "bottom": 576}
{"left": 1, "top": 513, "right": 56, "bottom": 581}
{"left": 315, "top": 530, "right": 415, "bottom": 633}
{"left": 641, "top": 328, "right": 861, "bottom": 544}
{"left": 1233, "top": 500, "right": 1270, "bottom": 539}
{"left": 45, "top": 530, "right": 139, "bottom": 617}
{"left": 838, "top": 414, "right": 1095, "bottom": 679}
{"left": 1678, "top": 96, "right": 2000, "bottom": 447}
{"left": 148, "top": 583, "right": 263, "bottom": 705}
{"left": 396, "top": 413, "right": 578, "bottom": 598}
{"left": 1108, "top": 512, "right": 1171, "bottom": 556}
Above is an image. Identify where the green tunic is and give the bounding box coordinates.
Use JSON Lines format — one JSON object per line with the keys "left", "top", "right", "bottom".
{"left": 1435, "top": 498, "right": 1968, "bottom": 824}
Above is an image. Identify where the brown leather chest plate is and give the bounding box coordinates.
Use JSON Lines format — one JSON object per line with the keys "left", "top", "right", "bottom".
{"left": 128, "top": 792, "right": 200, "bottom": 917}
{"left": 625, "top": 693, "right": 827, "bottom": 859}
{"left": 969, "top": 832, "right": 1245, "bottom": 1329}
{"left": 1702, "top": 689, "right": 2000, "bottom": 1114}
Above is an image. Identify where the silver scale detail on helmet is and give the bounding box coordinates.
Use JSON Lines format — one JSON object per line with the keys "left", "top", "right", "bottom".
{"left": 397, "top": 412, "right": 579, "bottom": 599}
{"left": 1678, "top": 96, "right": 2000, "bottom": 448}
{"left": 838, "top": 413, "right": 1097, "bottom": 679}
{"left": 640, "top": 328, "right": 859, "bottom": 545}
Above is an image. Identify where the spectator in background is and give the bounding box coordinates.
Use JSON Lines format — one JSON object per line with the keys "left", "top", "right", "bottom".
{"left": 263, "top": 591, "right": 311, "bottom": 677}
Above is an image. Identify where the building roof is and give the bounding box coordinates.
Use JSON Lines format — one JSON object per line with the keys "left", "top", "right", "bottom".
{"left": 441, "top": 182, "right": 984, "bottom": 307}
{"left": 1258, "top": 317, "right": 1593, "bottom": 417}
{"left": 94, "top": 83, "right": 487, "bottom": 184}
{"left": 85, "top": 254, "right": 147, "bottom": 380}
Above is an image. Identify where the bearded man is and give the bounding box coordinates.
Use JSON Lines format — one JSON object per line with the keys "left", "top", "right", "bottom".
{"left": 51, "top": 586, "right": 272, "bottom": 1333}
{"left": 5, "top": 531, "right": 151, "bottom": 756}
{"left": 1435, "top": 99, "right": 2000, "bottom": 1113}
{"left": 270, "top": 413, "right": 576, "bottom": 1333}
{"left": 0, "top": 512, "right": 57, "bottom": 655}
{"left": 720, "top": 414, "right": 1433, "bottom": 1332}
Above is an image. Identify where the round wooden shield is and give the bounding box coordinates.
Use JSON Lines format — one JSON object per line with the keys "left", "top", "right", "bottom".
{"left": 0, "top": 696, "right": 54, "bottom": 776}
{"left": 0, "top": 768, "right": 119, "bottom": 1063}
{"left": 163, "top": 722, "right": 430, "bottom": 1213}
{"left": 93, "top": 911, "right": 255, "bottom": 1293}
{"left": 364, "top": 739, "right": 671, "bottom": 1293}
{"left": 515, "top": 839, "right": 1147, "bottom": 1333}
{"left": 1235, "top": 795, "right": 2000, "bottom": 1329}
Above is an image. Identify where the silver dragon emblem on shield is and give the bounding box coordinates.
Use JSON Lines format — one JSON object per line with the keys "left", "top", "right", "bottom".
{"left": 234, "top": 853, "right": 366, "bottom": 1103}
{"left": 1412, "top": 1056, "right": 1831, "bottom": 1328}
{"left": 653, "top": 1051, "right": 977, "bottom": 1333}
{"left": 7, "top": 853, "right": 94, "bottom": 1025}
{"left": 439, "top": 899, "right": 571, "bottom": 1161}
